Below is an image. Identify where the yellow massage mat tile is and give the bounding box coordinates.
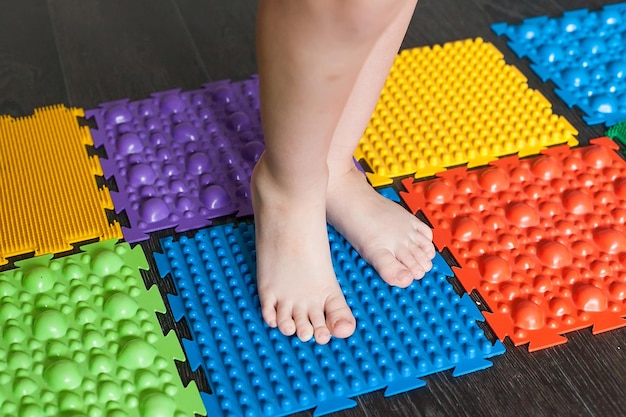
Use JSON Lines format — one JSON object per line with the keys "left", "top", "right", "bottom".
{"left": 0, "top": 105, "right": 122, "bottom": 265}
{"left": 355, "top": 38, "right": 579, "bottom": 186}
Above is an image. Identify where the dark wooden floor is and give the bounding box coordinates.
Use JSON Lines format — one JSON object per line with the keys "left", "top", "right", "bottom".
{"left": 2, "top": 1, "right": 626, "bottom": 416}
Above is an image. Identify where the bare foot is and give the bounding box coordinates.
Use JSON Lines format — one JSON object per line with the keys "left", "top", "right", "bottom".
{"left": 327, "top": 166, "right": 436, "bottom": 288}
{"left": 251, "top": 156, "right": 356, "bottom": 344}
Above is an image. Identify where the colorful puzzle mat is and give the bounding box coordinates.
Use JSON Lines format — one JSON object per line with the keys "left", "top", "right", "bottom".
{"left": 0, "top": 240, "right": 205, "bottom": 417}
{"left": 86, "top": 78, "right": 263, "bottom": 242}
{"left": 154, "top": 222, "right": 505, "bottom": 417}
{"left": 0, "top": 105, "right": 121, "bottom": 265}
{"left": 493, "top": 3, "right": 626, "bottom": 126}
{"left": 607, "top": 120, "right": 626, "bottom": 149}
{"left": 354, "top": 38, "right": 578, "bottom": 187}
{"left": 401, "top": 138, "right": 626, "bottom": 351}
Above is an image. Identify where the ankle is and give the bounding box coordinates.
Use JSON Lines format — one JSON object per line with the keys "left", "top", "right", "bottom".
{"left": 327, "top": 163, "right": 367, "bottom": 193}
{"left": 250, "top": 157, "right": 328, "bottom": 218}
{"left": 252, "top": 153, "right": 329, "bottom": 203}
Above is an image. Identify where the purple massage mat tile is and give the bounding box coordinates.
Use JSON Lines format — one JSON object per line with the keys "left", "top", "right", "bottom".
{"left": 87, "top": 77, "right": 264, "bottom": 242}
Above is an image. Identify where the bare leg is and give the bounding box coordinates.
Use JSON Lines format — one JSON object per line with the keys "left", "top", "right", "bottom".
{"left": 253, "top": 0, "right": 407, "bottom": 343}
{"left": 326, "top": 0, "right": 437, "bottom": 288}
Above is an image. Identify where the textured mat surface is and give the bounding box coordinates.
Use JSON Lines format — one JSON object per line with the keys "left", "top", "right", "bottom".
{"left": 87, "top": 78, "right": 263, "bottom": 242}
{"left": 0, "top": 240, "right": 205, "bottom": 416}
{"left": 0, "top": 105, "right": 121, "bottom": 265}
{"left": 493, "top": 3, "right": 626, "bottom": 125}
{"left": 607, "top": 120, "right": 626, "bottom": 148}
{"left": 155, "top": 222, "right": 505, "bottom": 417}
{"left": 401, "top": 138, "right": 626, "bottom": 351}
{"left": 354, "top": 38, "right": 578, "bottom": 186}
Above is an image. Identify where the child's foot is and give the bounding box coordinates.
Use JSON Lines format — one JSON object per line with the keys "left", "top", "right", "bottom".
{"left": 251, "top": 157, "right": 357, "bottom": 344}
{"left": 327, "top": 166, "right": 436, "bottom": 288}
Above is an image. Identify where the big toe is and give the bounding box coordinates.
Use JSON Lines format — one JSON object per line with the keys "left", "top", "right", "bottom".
{"left": 324, "top": 294, "right": 356, "bottom": 339}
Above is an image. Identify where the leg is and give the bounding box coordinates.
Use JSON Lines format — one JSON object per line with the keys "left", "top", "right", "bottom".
{"left": 253, "top": 0, "right": 408, "bottom": 343}
{"left": 326, "top": 0, "right": 437, "bottom": 288}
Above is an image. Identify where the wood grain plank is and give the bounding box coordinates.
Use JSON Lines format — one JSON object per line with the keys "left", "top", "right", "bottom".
{"left": 0, "top": 0, "right": 67, "bottom": 116}
{"left": 174, "top": 0, "right": 258, "bottom": 81}
{"left": 48, "top": 0, "right": 209, "bottom": 108}
{"left": 473, "top": 0, "right": 626, "bottom": 24}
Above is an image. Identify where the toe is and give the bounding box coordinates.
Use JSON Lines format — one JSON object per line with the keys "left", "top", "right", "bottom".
{"left": 419, "top": 256, "right": 433, "bottom": 274}
{"left": 425, "top": 242, "right": 437, "bottom": 259}
{"left": 309, "top": 309, "right": 331, "bottom": 344}
{"left": 373, "top": 249, "right": 415, "bottom": 287}
{"left": 411, "top": 228, "right": 436, "bottom": 259}
{"left": 397, "top": 245, "right": 426, "bottom": 280}
{"left": 413, "top": 219, "right": 433, "bottom": 241}
{"left": 409, "top": 243, "right": 433, "bottom": 274}
{"left": 293, "top": 307, "right": 314, "bottom": 342}
{"left": 324, "top": 292, "right": 356, "bottom": 339}
{"left": 277, "top": 319, "right": 296, "bottom": 336}
{"left": 260, "top": 296, "right": 278, "bottom": 328}
{"left": 275, "top": 303, "right": 296, "bottom": 336}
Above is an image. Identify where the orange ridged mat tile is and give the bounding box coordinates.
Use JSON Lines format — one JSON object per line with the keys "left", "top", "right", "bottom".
{"left": 401, "top": 138, "right": 626, "bottom": 351}
{"left": 355, "top": 38, "right": 579, "bottom": 187}
{"left": 0, "top": 105, "right": 121, "bottom": 265}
